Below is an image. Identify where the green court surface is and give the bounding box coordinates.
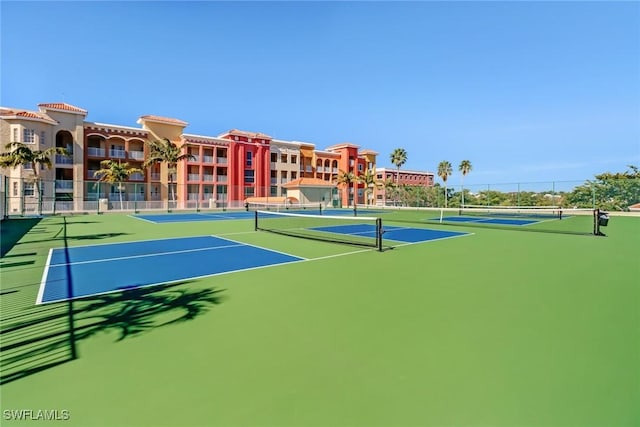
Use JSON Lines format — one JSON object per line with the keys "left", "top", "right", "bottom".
{"left": 0, "top": 212, "right": 638, "bottom": 426}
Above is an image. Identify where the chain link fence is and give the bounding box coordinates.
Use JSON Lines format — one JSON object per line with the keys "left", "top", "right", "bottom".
{"left": 1, "top": 176, "right": 638, "bottom": 217}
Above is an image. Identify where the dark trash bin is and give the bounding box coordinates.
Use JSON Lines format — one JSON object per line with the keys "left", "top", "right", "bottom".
{"left": 598, "top": 211, "right": 609, "bottom": 227}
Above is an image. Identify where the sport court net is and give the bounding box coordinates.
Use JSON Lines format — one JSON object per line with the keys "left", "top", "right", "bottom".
{"left": 255, "top": 210, "right": 384, "bottom": 250}
{"left": 247, "top": 202, "right": 322, "bottom": 214}
{"left": 356, "top": 205, "right": 600, "bottom": 236}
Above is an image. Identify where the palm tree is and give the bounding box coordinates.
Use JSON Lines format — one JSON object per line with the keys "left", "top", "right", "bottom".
{"left": 390, "top": 148, "right": 408, "bottom": 185}
{"left": 357, "top": 168, "right": 379, "bottom": 206}
{"left": 0, "top": 142, "right": 69, "bottom": 215}
{"left": 334, "top": 169, "right": 358, "bottom": 207}
{"left": 380, "top": 177, "right": 397, "bottom": 206}
{"left": 458, "top": 160, "right": 472, "bottom": 207}
{"left": 143, "top": 138, "right": 195, "bottom": 206}
{"left": 437, "top": 160, "right": 453, "bottom": 208}
{"left": 94, "top": 160, "right": 143, "bottom": 210}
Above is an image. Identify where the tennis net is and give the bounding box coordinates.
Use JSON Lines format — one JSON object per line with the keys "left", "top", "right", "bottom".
{"left": 247, "top": 201, "right": 322, "bottom": 214}
{"left": 255, "top": 210, "right": 383, "bottom": 250}
{"left": 356, "top": 205, "right": 598, "bottom": 235}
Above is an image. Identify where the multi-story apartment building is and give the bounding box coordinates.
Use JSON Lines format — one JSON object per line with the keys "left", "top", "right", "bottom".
{"left": 0, "top": 102, "right": 384, "bottom": 213}
{"left": 375, "top": 168, "right": 435, "bottom": 206}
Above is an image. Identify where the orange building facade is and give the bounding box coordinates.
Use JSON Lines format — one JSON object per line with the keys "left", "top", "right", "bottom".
{"left": 1, "top": 102, "right": 384, "bottom": 212}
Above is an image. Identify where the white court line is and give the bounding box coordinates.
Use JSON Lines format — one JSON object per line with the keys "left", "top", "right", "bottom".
{"left": 128, "top": 214, "right": 157, "bottom": 224}
{"left": 36, "top": 249, "right": 54, "bottom": 305}
{"left": 212, "top": 235, "right": 307, "bottom": 261}
{"left": 48, "top": 244, "right": 245, "bottom": 268}
{"left": 37, "top": 256, "right": 305, "bottom": 305}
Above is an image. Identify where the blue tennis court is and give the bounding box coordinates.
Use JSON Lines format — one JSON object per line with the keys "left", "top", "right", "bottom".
{"left": 37, "top": 236, "right": 303, "bottom": 304}
{"left": 134, "top": 208, "right": 353, "bottom": 223}
{"left": 434, "top": 216, "right": 540, "bottom": 226}
{"left": 311, "top": 224, "right": 470, "bottom": 243}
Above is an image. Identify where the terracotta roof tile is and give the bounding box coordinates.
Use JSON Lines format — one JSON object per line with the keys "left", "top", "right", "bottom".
{"left": 282, "top": 178, "right": 336, "bottom": 189}
{"left": 38, "top": 103, "right": 87, "bottom": 113}
{"left": 224, "top": 129, "right": 272, "bottom": 140}
{"left": 0, "top": 108, "right": 58, "bottom": 124}
{"left": 139, "top": 115, "right": 188, "bottom": 126}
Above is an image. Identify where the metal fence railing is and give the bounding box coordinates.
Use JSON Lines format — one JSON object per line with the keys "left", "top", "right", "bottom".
{"left": 1, "top": 176, "right": 638, "bottom": 218}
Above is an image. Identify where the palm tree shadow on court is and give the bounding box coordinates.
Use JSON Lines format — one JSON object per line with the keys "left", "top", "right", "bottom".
{"left": 0, "top": 216, "right": 226, "bottom": 385}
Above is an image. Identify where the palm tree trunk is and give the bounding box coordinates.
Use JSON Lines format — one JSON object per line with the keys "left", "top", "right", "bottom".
{"left": 444, "top": 184, "right": 448, "bottom": 208}
{"left": 119, "top": 182, "right": 124, "bottom": 210}
{"left": 461, "top": 176, "right": 465, "bottom": 208}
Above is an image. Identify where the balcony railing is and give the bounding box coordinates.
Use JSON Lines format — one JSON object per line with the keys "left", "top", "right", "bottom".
{"left": 188, "top": 174, "right": 200, "bottom": 181}
{"left": 129, "top": 172, "right": 145, "bottom": 181}
{"left": 55, "top": 180, "right": 74, "bottom": 190}
{"left": 203, "top": 175, "right": 214, "bottom": 182}
{"left": 128, "top": 150, "right": 144, "bottom": 160}
{"left": 87, "top": 170, "right": 99, "bottom": 179}
{"left": 203, "top": 156, "right": 214, "bottom": 163}
{"left": 317, "top": 166, "right": 325, "bottom": 173}
{"left": 87, "top": 147, "right": 105, "bottom": 157}
{"left": 109, "top": 149, "right": 126, "bottom": 158}
{"left": 216, "top": 157, "right": 228, "bottom": 164}
{"left": 55, "top": 154, "right": 74, "bottom": 164}
{"left": 187, "top": 193, "right": 200, "bottom": 201}
{"left": 188, "top": 155, "right": 200, "bottom": 162}
{"left": 216, "top": 176, "right": 228, "bottom": 183}
{"left": 150, "top": 173, "right": 161, "bottom": 181}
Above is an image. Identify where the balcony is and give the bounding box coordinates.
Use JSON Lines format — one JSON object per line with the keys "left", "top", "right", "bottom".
{"left": 216, "top": 157, "right": 228, "bottom": 164}
{"left": 270, "top": 178, "right": 277, "bottom": 185}
{"left": 188, "top": 174, "right": 200, "bottom": 182}
{"left": 187, "top": 193, "right": 200, "bottom": 201}
{"left": 188, "top": 155, "right": 200, "bottom": 162}
{"left": 203, "top": 155, "right": 214, "bottom": 163}
{"left": 150, "top": 173, "right": 161, "bottom": 181}
{"left": 129, "top": 172, "right": 145, "bottom": 181}
{"left": 203, "top": 175, "right": 214, "bottom": 182}
{"left": 55, "top": 154, "right": 73, "bottom": 165}
{"left": 128, "top": 150, "right": 144, "bottom": 160}
{"left": 317, "top": 166, "right": 325, "bottom": 173}
{"left": 87, "top": 147, "right": 105, "bottom": 157}
{"left": 109, "top": 149, "right": 126, "bottom": 158}
{"left": 216, "top": 176, "right": 228, "bottom": 183}
{"left": 87, "top": 170, "right": 99, "bottom": 179}
{"left": 55, "top": 180, "right": 74, "bottom": 190}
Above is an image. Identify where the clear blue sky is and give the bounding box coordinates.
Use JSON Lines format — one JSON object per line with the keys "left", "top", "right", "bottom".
{"left": 2, "top": 1, "right": 639, "bottom": 189}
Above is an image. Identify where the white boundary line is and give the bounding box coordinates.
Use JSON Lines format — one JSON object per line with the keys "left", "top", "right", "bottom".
{"left": 35, "top": 227, "right": 474, "bottom": 305}
{"left": 36, "top": 249, "right": 53, "bottom": 305}
{"left": 212, "top": 235, "right": 307, "bottom": 261}
{"left": 37, "top": 256, "right": 306, "bottom": 305}
{"left": 47, "top": 244, "right": 245, "bottom": 268}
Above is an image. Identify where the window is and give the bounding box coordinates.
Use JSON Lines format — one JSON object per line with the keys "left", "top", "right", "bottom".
{"left": 280, "top": 153, "right": 288, "bottom": 163}
{"left": 13, "top": 182, "right": 18, "bottom": 196}
{"left": 291, "top": 155, "right": 297, "bottom": 164}
{"left": 24, "top": 182, "right": 35, "bottom": 196}
{"left": 270, "top": 186, "right": 278, "bottom": 196}
{"left": 377, "top": 174, "right": 382, "bottom": 179}
{"left": 270, "top": 153, "right": 277, "bottom": 162}
{"left": 246, "top": 151, "right": 253, "bottom": 167}
{"left": 23, "top": 162, "right": 33, "bottom": 170}
{"left": 12, "top": 127, "right": 18, "bottom": 142}
{"left": 23, "top": 129, "right": 35, "bottom": 144}
{"left": 40, "top": 131, "right": 46, "bottom": 145}
{"left": 291, "top": 172, "right": 297, "bottom": 180}
{"left": 244, "top": 187, "right": 254, "bottom": 197}
{"left": 244, "top": 170, "right": 255, "bottom": 183}
{"left": 358, "top": 164, "right": 363, "bottom": 171}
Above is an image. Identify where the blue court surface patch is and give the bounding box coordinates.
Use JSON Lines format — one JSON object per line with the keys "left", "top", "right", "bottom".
{"left": 310, "top": 224, "right": 469, "bottom": 243}
{"left": 134, "top": 212, "right": 254, "bottom": 223}
{"left": 437, "top": 216, "right": 538, "bottom": 226}
{"left": 38, "top": 236, "right": 302, "bottom": 304}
